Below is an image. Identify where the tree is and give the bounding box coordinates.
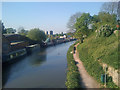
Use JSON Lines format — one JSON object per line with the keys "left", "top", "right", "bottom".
{"left": 74, "top": 13, "right": 91, "bottom": 35}
{"left": 27, "top": 28, "right": 46, "bottom": 43}
{"left": 67, "top": 12, "right": 82, "bottom": 32}
{"left": 96, "top": 24, "right": 113, "bottom": 37}
{"left": 17, "top": 27, "right": 28, "bottom": 36}
{"left": 0, "top": 21, "right": 6, "bottom": 34}
{"left": 74, "top": 13, "right": 92, "bottom": 43}
{"left": 92, "top": 15, "right": 100, "bottom": 23}
{"left": 66, "top": 32, "right": 74, "bottom": 37}
{"left": 100, "top": 2, "right": 118, "bottom": 15}
{"left": 117, "top": 1, "right": 120, "bottom": 20}
{"left": 98, "top": 12, "right": 117, "bottom": 27}
{"left": 74, "top": 29, "right": 84, "bottom": 43}
{"left": 6, "top": 28, "right": 16, "bottom": 34}
{"left": 18, "top": 29, "right": 28, "bottom": 36}
{"left": 75, "top": 13, "right": 91, "bottom": 30}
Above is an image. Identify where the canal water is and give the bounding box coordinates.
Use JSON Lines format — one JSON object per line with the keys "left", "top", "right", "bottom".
{"left": 3, "top": 41, "right": 75, "bottom": 88}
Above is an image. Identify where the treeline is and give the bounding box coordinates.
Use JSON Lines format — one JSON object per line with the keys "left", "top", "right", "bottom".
{"left": 0, "top": 21, "right": 46, "bottom": 44}
{"left": 67, "top": 2, "right": 119, "bottom": 42}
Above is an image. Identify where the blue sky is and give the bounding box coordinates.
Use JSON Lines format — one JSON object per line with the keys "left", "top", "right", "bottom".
{"left": 2, "top": 2, "right": 103, "bottom": 34}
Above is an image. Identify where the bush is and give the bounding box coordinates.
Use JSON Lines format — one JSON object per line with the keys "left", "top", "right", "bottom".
{"left": 96, "top": 24, "right": 113, "bottom": 37}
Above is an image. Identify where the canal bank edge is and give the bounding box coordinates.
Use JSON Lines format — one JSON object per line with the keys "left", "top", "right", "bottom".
{"left": 65, "top": 42, "right": 81, "bottom": 88}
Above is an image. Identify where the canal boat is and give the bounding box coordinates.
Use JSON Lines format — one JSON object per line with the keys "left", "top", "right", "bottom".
{"left": 2, "top": 48, "right": 27, "bottom": 64}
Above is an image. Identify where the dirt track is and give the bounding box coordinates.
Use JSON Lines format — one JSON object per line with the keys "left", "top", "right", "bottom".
{"left": 73, "top": 43, "right": 100, "bottom": 88}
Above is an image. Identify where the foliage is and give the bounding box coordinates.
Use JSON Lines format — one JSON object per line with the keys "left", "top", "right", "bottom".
{"left": 100, "top": 2, "right": 118, "bottom": 15}
{"left": 118, "top": 1, "right": 120, "bottom": 19}
{"left": 77, "top": 32, "right": 118, "bottom": 88}
{"left": 18, "top": 29, "right": 28, "bottom": 36}
{"left": 65, "top": 44, "right": 80, "bottom": 88}
{"left": 66, "top": 32, "right": 74, "bottom": 37}
{"left": 6, "top": 28, "right": 16, "bottom": 34}
{"left": 67, "top": 12, "right": 82, "bottom": 32}
{"left": 96, "top": 24, "right": 114, "bottom": 37}
{"left": 98, "top": 12, "right": 117, "bottom": 28}
{"left": 0, "top": 21, "right": 6, "bottom": 34}
{"left": 74, "top": 29, "right": 84, "bottom": 43}
{"left": 74, "top": 13, "right": 92, "bottom": 43}
{"left": 75, "top": 13, "right": 91, "bottom": 30}
{"left": 92, "top": 15, "right": 100, "bottom": 23}
{"left": 27, "top": 28, "right": 46, "bottom": 43}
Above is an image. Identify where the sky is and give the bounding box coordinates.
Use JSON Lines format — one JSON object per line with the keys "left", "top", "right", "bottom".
{"left": 2, "top": 2, "right": 104, "bottom": 34}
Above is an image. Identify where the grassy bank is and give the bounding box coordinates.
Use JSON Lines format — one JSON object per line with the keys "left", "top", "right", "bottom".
{"left": 77, "top": 32, "right": 118, "bottom": 88}
{"left": 65, "top": 43, "right": 80, "bottom": 88}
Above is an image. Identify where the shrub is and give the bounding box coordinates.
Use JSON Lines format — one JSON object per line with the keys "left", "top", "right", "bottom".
{"left": 96, "top": 24, "right": 113, "bottom": 37}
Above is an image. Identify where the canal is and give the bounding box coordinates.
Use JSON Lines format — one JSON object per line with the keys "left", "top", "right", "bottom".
{"left": 3, "top": 41, "right": 75, "bottom": 88}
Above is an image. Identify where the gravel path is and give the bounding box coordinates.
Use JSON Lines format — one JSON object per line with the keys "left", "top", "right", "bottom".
{"left": 73, "top": 43, "right": 100, "bottom": 88}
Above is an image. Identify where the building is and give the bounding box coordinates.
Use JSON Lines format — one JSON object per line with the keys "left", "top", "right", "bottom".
{"left": 45, "top": 31, "right": 48, "bottom": 35}
{"left": 50, "top": 31, "right": 53, "bottom": 35}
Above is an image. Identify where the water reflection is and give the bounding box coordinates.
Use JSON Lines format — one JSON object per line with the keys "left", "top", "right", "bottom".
{"left": 2, "top": 47, "right": 47, "bottom": 87}
{"left": 3, "top": 41, "right": 75, "bottom": 88}
{"left": 30, "top": 48, "right": 46, "bottom": 66}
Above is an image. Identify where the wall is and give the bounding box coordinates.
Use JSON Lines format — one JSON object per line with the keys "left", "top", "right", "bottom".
{"left": 101, "top": 63, "right": 119, "bottom": 86}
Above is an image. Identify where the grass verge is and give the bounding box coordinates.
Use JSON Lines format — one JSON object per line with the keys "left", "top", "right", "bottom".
{"left": 65, "top": 43, "right": 80, "bottom": 88}
{"left": 77, "top": 32, "right": 118, "bottom": 88}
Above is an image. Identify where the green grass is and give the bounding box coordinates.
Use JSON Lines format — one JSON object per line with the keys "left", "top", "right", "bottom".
{"left": 65, "top": 44, "right": 81, "bottom": 88}
{"left": 77, "top": 32, "right": 118, "bottom": 88}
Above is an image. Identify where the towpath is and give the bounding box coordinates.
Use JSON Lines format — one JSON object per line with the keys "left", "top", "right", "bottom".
{"left": 73, "top": 43, "right": 100, "bottom": 88}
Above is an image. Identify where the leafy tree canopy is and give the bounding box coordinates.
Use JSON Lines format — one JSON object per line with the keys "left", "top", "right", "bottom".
{"left": 67, "top": 12, "right": 82, "bottom": 32}
{"left": 6, "top": 28, "right": 16, "bottom": 34}
{"left": 27, "top": 28, "right": 46, "bottom": 43}
{"left": 75, "top": 13, "right": 91, "bottom": 30}
{"left": 98, "top": 12, "right": 117, "bottom": 27}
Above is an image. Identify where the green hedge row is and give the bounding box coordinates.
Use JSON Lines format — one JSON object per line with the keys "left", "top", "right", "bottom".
{"left": 65, "top": 44, "right": 81, "bottom": 88}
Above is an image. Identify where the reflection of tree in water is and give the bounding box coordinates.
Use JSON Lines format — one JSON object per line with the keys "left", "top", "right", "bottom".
{"left": 30, "top": 48, "right": 47, "bottom": 66}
